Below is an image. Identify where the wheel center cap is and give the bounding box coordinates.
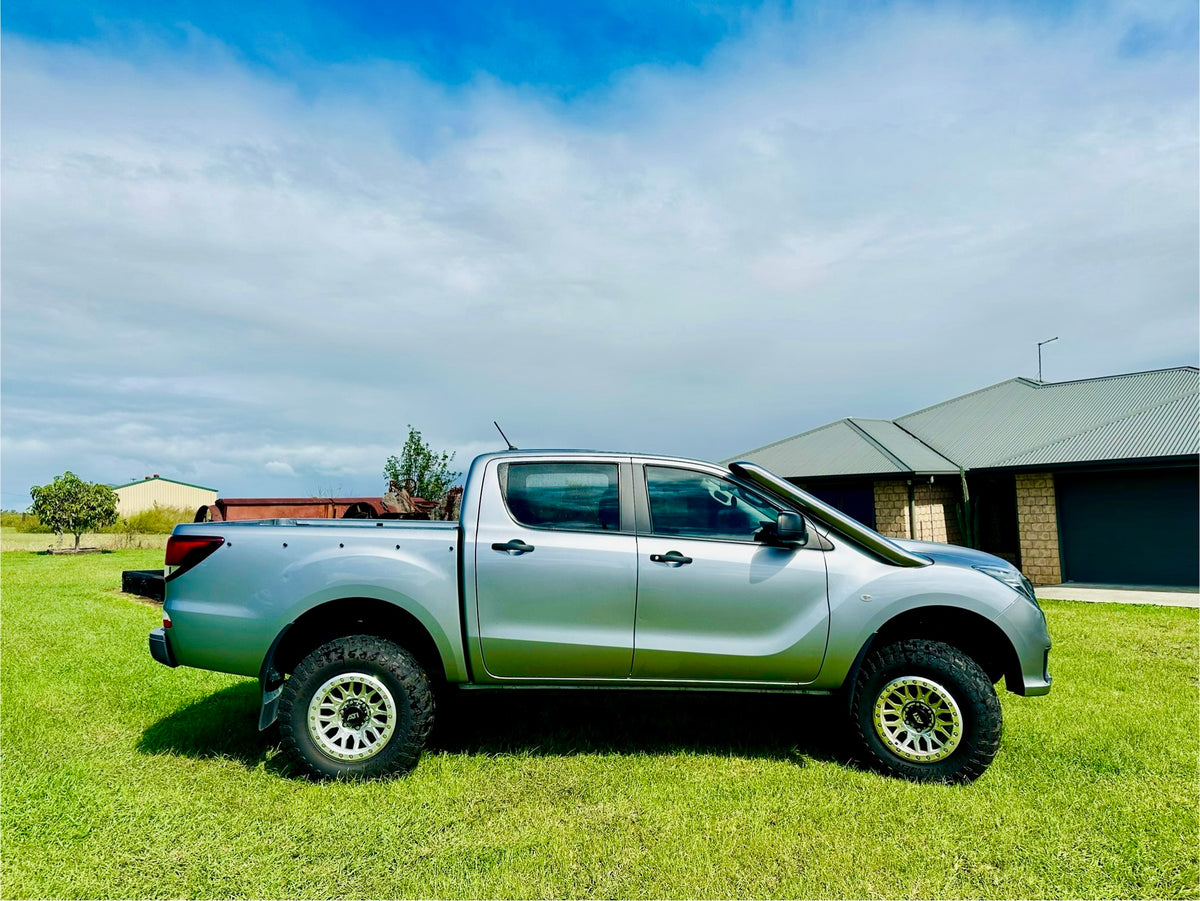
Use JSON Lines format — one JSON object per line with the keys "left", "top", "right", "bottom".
{"left": 903, "top": 701, "right": 934, "bottom": 731}
{"left": 340, "top": 700, "right": 369, "bottom": 729}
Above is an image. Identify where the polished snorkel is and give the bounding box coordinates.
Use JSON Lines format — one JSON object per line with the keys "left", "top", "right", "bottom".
{"left": 728, "top": 461, "right": 930, "bottom": 568}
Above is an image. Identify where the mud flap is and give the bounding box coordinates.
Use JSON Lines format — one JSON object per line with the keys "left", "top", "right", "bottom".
{"left": 259, "top": 683, "right": 284, "bottom": 731}
{"left": 257, "top": 623, "right": 291, "bottom": 731}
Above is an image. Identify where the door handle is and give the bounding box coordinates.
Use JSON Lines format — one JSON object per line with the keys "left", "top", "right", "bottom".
{"left": 650, "top": 551, "right": 693, "bottom": 566}
{"left": 492, "top": 539, "right": 535, "bottom": 555}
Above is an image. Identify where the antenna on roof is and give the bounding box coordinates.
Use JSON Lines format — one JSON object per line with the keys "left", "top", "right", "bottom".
{"left": 1037, "top": 336, "right": 1059, "bottom": 383}
{"left": 494, "top": 421, "right": 517, "bottom": 451}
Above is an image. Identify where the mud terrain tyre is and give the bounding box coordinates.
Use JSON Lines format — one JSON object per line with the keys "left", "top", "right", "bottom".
{"left": 279, "top": 635, "right": 435, "bottom": 780}
{"left": 852, "top": 639, "right": 1001, "bottom": 784}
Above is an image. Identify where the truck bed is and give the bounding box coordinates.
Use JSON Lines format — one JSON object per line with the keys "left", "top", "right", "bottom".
{"left": 165, "top": 518, "right": 466, "bottom": 680}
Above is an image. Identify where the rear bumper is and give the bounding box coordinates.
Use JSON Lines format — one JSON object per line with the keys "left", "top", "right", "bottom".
{"left": 149, "top": 627, "right": 178, "bottom": 668}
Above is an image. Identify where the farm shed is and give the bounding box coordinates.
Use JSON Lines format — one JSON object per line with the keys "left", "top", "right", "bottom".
{"left": 112, "top": 476, "right": 217, "bottom": 516}
{"left": 729, "top": 367, "right": 1199, "bottom": 587}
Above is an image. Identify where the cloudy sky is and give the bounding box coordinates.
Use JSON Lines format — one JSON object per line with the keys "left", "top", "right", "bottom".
{"left": 2, "top": 0, "right": 1197, "bottom": 505}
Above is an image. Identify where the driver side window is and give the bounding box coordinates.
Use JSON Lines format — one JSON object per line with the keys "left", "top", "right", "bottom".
{"left": 644, "top": 466, "right": 777, "bottom": 542}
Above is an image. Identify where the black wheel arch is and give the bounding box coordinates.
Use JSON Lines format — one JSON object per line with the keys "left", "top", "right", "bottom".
{"left": 266, "top": 597, "right": 446, "bottom": 691}
{"left": 842, "top": 605, "right": 1022, "bottom": 701}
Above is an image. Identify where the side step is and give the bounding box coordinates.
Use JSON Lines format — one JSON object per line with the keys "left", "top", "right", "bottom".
{"left": 122, "top": 569, "right": 165, "bottom": 602}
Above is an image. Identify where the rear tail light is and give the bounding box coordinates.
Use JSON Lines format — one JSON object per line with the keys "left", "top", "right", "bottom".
{"left": 165, "top": 535, "right": 225, "bottom": 581}
{"left": 163, "top": 611, "right": 172, "bottom": 629}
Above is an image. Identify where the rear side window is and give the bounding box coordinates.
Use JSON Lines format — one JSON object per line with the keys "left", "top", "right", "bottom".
{"left": 500, "top": 463, "right": 621, "bottom": 531}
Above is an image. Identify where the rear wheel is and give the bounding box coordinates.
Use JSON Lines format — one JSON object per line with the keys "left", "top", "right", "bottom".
{"left": 279, "top": 635, "right": 434, "bottom": 780}
{"left": 852, "top": 639, "right": 1001, "bottom": 783}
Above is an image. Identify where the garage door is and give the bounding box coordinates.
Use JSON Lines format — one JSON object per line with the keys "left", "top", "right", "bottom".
{"left": 1057, "top": 468, "right": 1199, "bottom": 586}
{"left": 805, "top": 481, "right": 876, "bottom": 529}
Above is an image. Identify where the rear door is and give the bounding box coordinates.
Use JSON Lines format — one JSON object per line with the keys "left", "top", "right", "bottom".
{"left": 474, "top": 458, "right": 638, "bottom": 678}
{"left": 632, "top": 462, "right": 830, "bottom": 683}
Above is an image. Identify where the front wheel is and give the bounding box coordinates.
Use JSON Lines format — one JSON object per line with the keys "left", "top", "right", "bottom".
{"left": 851, "top": 639, "right": 1001, "bottom": 783}
{"left": 279, "top": 635, "right": 435, "bottom": 780}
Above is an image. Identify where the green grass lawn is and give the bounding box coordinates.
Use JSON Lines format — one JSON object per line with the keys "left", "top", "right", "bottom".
{"left": 0, "top": 526, "right": 170, "bottom": 552}
{"left": 2, "top": 549, "right": 1197, "bottom": 899}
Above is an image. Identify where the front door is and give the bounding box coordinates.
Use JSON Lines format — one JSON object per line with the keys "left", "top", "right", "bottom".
{"left": 632, "top": 463, "right": 830, "bottom": 683}
{"left": 475, "top": 459, "right": 638, "bottom": 678}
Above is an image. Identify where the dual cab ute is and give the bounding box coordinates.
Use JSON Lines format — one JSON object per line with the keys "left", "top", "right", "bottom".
{"left": 150, "top": 451, "right": 1051, "bottom": 783}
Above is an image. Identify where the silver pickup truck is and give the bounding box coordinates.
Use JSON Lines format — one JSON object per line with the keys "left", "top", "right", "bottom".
{"left": 149, "top": 450, "right": 1051, "bottom": 783}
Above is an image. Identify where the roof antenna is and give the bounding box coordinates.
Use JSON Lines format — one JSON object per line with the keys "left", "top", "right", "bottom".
{"left": 1037, "top": 336, "right": 1059, "bottom": 383}
{"left": 494, "top": 421, "right": 517, "bottom": 450}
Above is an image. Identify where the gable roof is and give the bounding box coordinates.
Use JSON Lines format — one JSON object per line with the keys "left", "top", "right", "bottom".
{"left": 111, "top": 476, "right": 218, "bottom": 492}
{"left": 731, "top": 418, "right": 958, "bottom": 478}
{"left": 729, "top": 367, "right": 1199, "bottom": 477}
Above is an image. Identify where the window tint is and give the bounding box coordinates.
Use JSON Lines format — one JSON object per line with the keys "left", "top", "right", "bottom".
{"left": 501, "top": 463, "right": 621, "bottom": 531}
{"left": 645, "top": 466, "right": 777, "bottom": 541}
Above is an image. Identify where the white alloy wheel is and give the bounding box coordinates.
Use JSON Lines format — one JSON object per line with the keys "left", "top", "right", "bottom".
{"left": 307, "top": 672, "right": 398, "bottom": 761}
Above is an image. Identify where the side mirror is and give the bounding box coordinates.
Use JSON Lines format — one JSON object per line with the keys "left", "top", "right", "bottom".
{"left": 774, "top": 511, "right": 808, "bottom": 546}
{"left": 763, "top": 511, "right": 811, "bottom": 547}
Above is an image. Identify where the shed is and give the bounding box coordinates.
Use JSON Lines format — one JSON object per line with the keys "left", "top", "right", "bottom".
{"left": 112, "top": 476, "right": 218, "bottom": 517}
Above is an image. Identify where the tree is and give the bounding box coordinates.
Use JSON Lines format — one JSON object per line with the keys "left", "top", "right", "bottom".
{"left": 384, "top": 426, "right": 460, "bottom": 499}
{"left": 29, "top": 472, "right": 119, "bottom": 550}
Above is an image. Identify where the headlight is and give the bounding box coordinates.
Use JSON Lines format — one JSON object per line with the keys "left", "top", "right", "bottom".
{"left": 973, "top": 564, "right": 1039, "bottom": 607}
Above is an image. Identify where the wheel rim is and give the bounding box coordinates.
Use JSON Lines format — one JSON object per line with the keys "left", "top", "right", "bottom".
{"left": 307, "top": 672, "right": 398, "bottom": 761}
{"left": 873, "top": 675, "right": 963, "bottom": 763}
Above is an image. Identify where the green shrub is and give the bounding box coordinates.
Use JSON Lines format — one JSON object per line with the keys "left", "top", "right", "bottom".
{"left": 119, "top": 504, "right": 196, "bottom": 534}
{"left": 0, "top": 510, "right": 51, "bottom": 532}
{"left": 384, "top": 425, "right": 460, "bottom": 499}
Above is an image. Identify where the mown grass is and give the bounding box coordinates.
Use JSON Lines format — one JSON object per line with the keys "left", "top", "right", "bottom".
{"left": 2, "top": 549, "right": 1197, "bottom": 899}
{"left": 0, "top": 502, "right": 191, "bottom": 552}
{"left": 0, "top": 526, "right": 170, "bottom": 552}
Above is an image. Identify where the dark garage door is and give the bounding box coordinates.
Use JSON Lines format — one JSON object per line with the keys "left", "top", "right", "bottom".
{"left": 804, "top": 481, "right": 876, "bottom": 529}
{"left": 1057, "top": 467, "right": 1199, "bottom": 587}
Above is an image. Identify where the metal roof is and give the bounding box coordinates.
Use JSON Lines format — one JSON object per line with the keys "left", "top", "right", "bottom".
{"left": 897, "top": 367, "right": 1199, "bottom": 468}
{"left": 848, "top": 419, "right": 960, "bottom": 473}
{"left": 111, "top": 476, "right": 218, "bottom": 492}
{"left": 726, "top": 418, "right": 958, "bottom": 477}
{"left": 730, "top": 367, "right": 1199, "bottom": 477}
{"left": 997, "top": 392, "right": 1200, "bottom": 466}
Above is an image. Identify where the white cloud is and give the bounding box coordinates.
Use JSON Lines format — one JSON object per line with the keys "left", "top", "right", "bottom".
{"left": 1, "top": 3, "right": 1196, "bottom": 501}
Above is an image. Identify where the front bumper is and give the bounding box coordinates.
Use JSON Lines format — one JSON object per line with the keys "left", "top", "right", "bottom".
{"left": 1015, "top": 647, "right": 1052, "bottom": 696}
{"left": 998, "top": 599, "right": 1052, "bottom": 696}
{"left": 149, "top": 627, "right": 178, "bottom": 668}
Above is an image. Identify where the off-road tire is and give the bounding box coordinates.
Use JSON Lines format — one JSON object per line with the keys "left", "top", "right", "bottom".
{"left": 852, "top": 639, "right": 1001, "bottom": 784}
{"left": 279, "top": 635, "right": 435, "bottom": 780}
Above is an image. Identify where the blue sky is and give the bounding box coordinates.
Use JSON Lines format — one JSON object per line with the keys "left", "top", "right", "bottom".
{"left": 13, "top": 1, "right": 1192, "bottom": 91}
{"left": 2, "top": 0, "right": 1197, "bottom": 504}
{"left": 5, "top": 0, "right": 760, "bottom": 90}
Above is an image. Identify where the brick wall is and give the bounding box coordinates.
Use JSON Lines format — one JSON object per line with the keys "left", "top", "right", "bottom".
{"left": 1015, "top": 472, "right": 1061, "bottom": 585}
{"left": 873, "top": 480, "right": 910, "bottom": 538}
{"left": 913, "top": 479, "right": 963, "bottom": 545}
{"left": 874, "top": 478, "right": 963, "bottom": 544}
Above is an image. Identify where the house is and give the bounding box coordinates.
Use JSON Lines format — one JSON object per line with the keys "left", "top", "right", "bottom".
{"left": 112, "top": 475, "right": 217, "bottom": 517}
{"left": 728, "top": 367, "right": 1199, "bottom": 587}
